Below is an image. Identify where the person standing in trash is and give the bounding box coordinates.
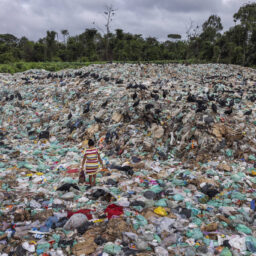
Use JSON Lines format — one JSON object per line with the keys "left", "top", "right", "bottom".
{"left": 80, "top": 139, "right": 103, "bottom": 187}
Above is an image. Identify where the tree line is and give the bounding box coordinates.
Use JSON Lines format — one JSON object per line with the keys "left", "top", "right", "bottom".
{"left": 0, "top": 3, "right": 255, "bottom": 67}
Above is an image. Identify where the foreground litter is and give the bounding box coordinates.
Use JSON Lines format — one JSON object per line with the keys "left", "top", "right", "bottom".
{"left": 0, "top": 63, "right": 256, "bottom": 255}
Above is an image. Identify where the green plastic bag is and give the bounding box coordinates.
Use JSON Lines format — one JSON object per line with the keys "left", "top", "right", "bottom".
{"left": 110, "top": 187, "right": 121, "bottom": 195}
{"left": 104, "top": 242, "right": 121, "bottom": 255}
{"left": 37, "top": 163, "right": 48, "bottom": 171}
{"left": 249, "top": 155, "right": 256, "bottom": 161}
{"left": 236, "top": 224, "right": 252, "bottom": 235}
{"left": 220, "top": 247, "right": 232, "bottom": 256}
{"left": 231, "top": 174, "right": 241, "bottom": 182}
{"left": 36, "top": 243, "right": 50, "bottom": 253}
{"left": 149, "top": 185, "right": 163, "bottom": 193}
{"left": 52, "top": 234, "right": 60, "bottom": 243}
{"left": 17, "top": 161, "right": 33, "bottom": 170}
{"left": 186, "top": 228, "right": 203, "bottom": 240}
{"left": 136, "top": 215, "right": 148, "bottom": 225}
{"left": 133, "top": 215, "right": 148, "bottom": 230}
{"left": 172, "top": 179, "right": 186, "bottom": 186}
{"left": 0, "top": 162, "right": 6, "bottom": 168}
{"left": 154, "top": 234, "right": 161, "bottom": 243}
{"left": 173, "top": 194, "right": 184, "bottom": 201}
{"left": 251, "top": 177, "right": 256, "bottom": 184}
{"left": 155, "top": 199, "right": 167, "bottom": 207}
{"left": 62, "top": 177, "right": 77, "bottom": 184}
{"left": 192, "top": 217, "right": 202, "bottom": 226}
{"left": 246, "top": 236, "right": 256, "bottom": 253}
{"left": 226, "top": 149, "right": 233, "bottom": 157}
{"left": 231, "top": 191, "right": 246, "bottom": 200}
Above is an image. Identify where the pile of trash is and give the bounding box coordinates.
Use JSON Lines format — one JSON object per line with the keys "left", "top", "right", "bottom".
{"left": 0, "top": 63, "right": 256, "bottom": 255}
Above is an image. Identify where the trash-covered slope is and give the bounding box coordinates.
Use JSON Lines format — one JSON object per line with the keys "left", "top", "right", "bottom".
{"left": 0, "top": 63, "right": 256, "bottom": 255}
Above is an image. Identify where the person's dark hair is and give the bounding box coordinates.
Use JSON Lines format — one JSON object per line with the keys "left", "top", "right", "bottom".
{"left": 88, "top": 139, "right": 95, "bottom": 147}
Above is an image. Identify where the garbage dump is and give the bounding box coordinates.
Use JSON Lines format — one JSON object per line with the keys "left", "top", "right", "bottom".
{"left": 0, "top": 63, "right": 256, "bottom": 255}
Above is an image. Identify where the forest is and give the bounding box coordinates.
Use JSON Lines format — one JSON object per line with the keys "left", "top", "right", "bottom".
{"left": 0, "top": 3, "right": 255, "bottom": 72}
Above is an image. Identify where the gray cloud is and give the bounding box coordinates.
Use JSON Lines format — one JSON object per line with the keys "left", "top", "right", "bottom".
{"left": 0, "top": 0, "right": 250, "bottom": 41}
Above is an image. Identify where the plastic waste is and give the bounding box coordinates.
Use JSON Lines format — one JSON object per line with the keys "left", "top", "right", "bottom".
{"left": 153, "top": 206, "right": 167, "bottom": 217}
{"left": 246, "top": 236, "right": 256, "bottom": 253}
{"left": 220, "top": 247, "right": 232, "bottom": 256}
{"left": 1, "top": 64, "right": 256, "bottom": 255}
{"left": 235, "top": 224, "right": 252, "bottom": 234}
{"left": 104, "top": 204, "right": 124, "bottom": 219}
{"left": 186, "top": 228, "right": 203, "bottom": 240}
{"left": 155, "top": 246, "right": 169, "bottom": 256}
{"left": 63, "top": 213, "right": 88, "bottom": 230}
{"left": 103, "top": 242, "right": 122, "bottom": 255}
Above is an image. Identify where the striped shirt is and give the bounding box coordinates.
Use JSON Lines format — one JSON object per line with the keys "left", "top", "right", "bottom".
{"left": 85, "top": 147, "right": 99, "bottom": 174}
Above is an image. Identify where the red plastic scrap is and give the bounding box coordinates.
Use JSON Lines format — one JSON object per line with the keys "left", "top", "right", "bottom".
{"left": 104, "top": 204, "right": 124, "bottom": 219}
{"left": 66, "top": 168, "right": 79, "bottom": 173}
{"left": 67, "top": 209, "right": 93, "bottom": 220}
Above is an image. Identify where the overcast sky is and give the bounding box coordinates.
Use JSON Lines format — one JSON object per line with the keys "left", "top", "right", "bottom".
{"left": 0, "top": 0, "right": 252, "bottom": 41}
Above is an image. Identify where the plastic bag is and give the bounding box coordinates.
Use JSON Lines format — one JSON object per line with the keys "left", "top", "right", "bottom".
{"left": 103, "top": 242, "right": 122, "bottom": 255}
{"left": 78, "top": 170, "right": 85, "bottom": 183}
{"left": 246, "top": 236, "right": 256, "bottom": 253}
{"left": 149, "top": 185, "right": 163, "bottom": 193}
{"left": 220, "top": 247, "right": 232, "bottom": 256}
{"left": 155, "top": 199, "right": 167, "bottom": 207}
{"left": 236, "top": 224, "right": 252, "bottom": 234}
{"left": 186, "top": 228, "right": 203, "bottom": 240}
{"left": 154, "top": 207, "right": 168, "bottom": 216}
{"left": 104, "top": 204, "right": 123, "bottom": 219}
{"left": 173, "top": 194, "right": 184, "bottom": 201}
{"left": 67, "top": 209, "right": 93, "bottom": 220}
{"left": 155, "top": 246, "right": 168, "bottom": 256}
{"left": 133, "top": 215, "right": 148, "bottom": 230}
{"left": 63, "top": 213, "right": 88, "bottom": 230}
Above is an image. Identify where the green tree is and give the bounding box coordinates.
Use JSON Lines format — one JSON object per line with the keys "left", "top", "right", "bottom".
{"left": 80, "top": 29, "right": 98, "bottom": 61}
{"left": 61, "top": 29, "right": 69, "bottom": 44}
{"left": 45, "top": 31, "right": 57, "bottom": 61}
{"left": 0, "top": 34, "right": 19, "bottom": 63}
{"left": 168, "top": 34, "right": 182, "bottom": 40}
{"left": 233, "top": 3, "right": 256, "bottom": 65}
{"left": 33, "top": 42, "right": 45, "bottom": 61}
{"left": 18, "top": 37, "right": 34, "bottom": 61}
{"left": 167, "top": 34, "right": 182, "bottom": 60}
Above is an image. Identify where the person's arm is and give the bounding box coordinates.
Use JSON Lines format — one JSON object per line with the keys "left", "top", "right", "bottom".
{"left": 81, "top": 154, "right": 86, "bottom": 170}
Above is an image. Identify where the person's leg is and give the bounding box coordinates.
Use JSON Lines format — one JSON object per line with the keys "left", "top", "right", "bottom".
{"left": 89, "top": 175, "right": 93, "bottom": 186}
{"left": 91, "top": 174, "right": 95, "bottom": 186}
{"left": 93, "top": 174, "right": 96, "bottom": 186}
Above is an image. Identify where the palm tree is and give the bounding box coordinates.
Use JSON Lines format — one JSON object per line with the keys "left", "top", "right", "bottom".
{"left": 61, "top": 29, "right": 69, "bottom": 44}
{"left": 46, "top": 30, "right": 57, "bottom": 60}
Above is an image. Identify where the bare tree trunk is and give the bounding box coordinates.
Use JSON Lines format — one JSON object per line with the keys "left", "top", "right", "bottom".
{"left": 104, "top": 5, "right": 116, "bottom": 61}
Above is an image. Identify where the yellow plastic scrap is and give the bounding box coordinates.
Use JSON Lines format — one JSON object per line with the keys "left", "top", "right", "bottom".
{"left": 40, "top": 139, "right": 48, "bottom": 144}
{"left": 93, "top": 219, "right": 104, "bottom": 223}
{"left": 26, "top": 173, "right": 33, "bottom": 177}
{"left": 154, "top": 207, "right": 168, "bottom": 216}
{"left": 252, "top": 170, "right": 256, "bottom": 176}
{"left": 36, "top": 172, "right": 43, "bottom": 176}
